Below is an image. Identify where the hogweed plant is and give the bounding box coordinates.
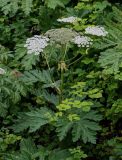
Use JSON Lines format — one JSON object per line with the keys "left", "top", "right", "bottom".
{"left": 18, "top": 25, "right": 108, "bottom": 155}
{"left": 1, "top": 1, "right": 122, "bottom": 159}
{"left": 24, "top": 25, "right": 108, "bottom": 102}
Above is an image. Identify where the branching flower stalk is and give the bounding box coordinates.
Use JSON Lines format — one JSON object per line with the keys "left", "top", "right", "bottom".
{"left": 43, "top": 51, "right": 61, "bottom": 93}
{"left": 24, "top": 26, "right": 108, "bottom": 103}
{"left": 59, "top": 44, "right": 68, "bottom": 102}
{"left": 24, "top": 35, "right": 61, "bottom": 93}
{"left": 68, "top": 55, "right": 83, "bottom": 67}
{"left": 68, "top": 48, "right": 89, "bottom": 67}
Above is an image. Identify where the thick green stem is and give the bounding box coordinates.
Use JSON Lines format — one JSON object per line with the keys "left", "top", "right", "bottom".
{"left": 60, "top": 68, "right": 64, "bottom": 102}
{"left": 44, "top": 52, "right": 61, "bottom": 93}
{"left": 59, "top": 44, "right": 67, "bottom": 103}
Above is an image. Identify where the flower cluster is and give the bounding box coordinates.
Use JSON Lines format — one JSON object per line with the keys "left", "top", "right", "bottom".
{"left": 85, "top": 26, "right": 108, "bottom": 37}
{"left": 0, "top": 68, "right": 6, "bottom": 75}
{"left": 24, "top": 35, "right": 49, "bottom": 55}
{"left": 73, "top": 36, "right": 93, "bottom": 47}
{"left": 45, "top": 28, "right": 78, "bottom": 45}
{"left": 57, "top": 16, "right": 77, "bottom": 23}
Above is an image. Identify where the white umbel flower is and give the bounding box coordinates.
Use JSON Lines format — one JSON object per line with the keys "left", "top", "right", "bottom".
{"left": 85, "top": 26, "right": 108, "bottom": 37}
{"left": 73, "top": 36, "right": 93, "bottom": 47}
{"left": 0, "top": 68, "right": 6, "bottom": 75}
{"left": 24, "top": 35, "right": 49, "bottom": 55}
{"left": 57, "top": 16, "right": 77, "bottom": 23}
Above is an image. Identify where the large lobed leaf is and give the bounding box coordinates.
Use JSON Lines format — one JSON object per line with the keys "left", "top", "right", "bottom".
{"left": 56, "top": 111, "right": 102, "bottom": 144}
{"left": 12, "top": 107, "right": 53, "bottom": 132}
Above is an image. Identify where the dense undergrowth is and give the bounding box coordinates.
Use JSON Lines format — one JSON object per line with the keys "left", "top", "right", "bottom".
{"left": 0, "top": 0, "right": 122, "bottom": 160}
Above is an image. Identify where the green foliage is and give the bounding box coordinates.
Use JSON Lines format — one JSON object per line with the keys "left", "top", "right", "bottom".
{"left": 54, "top": 82, "right": 102, "bottom": 144}
{"left": 68, "top": 147, "right": 87, "bottom": 160}
{"left": 0, "top": 0, "right": 33, "bottom": 15}
{"left": 99, "top": 48, "right": 122, "bottom": 75}
{"left": 107, "top": 138, "right": 122, "bottom": 159}
{"left": 106, "top": 99, "right": 122, "bottom": 120}
{"left": 5, "top": 138, "right": 40, "bottom": 160}
{"left": 12, "top": 107, "right": 53, "bottom": 132}
{"left": 21, "top": 0, "right": 33, "bottom": 15}
{"left": 4, "top": 138, "right": 87, "bottom": 160}
{"left": 45, "top": 0, "right": 70, "bottom": 9}
{"left": 0, "top": 0, "right": 71, "bottom": 15}
{"left": 0, "top": 0, "right": 122, "bottom": 160}
{"left": 56, "top": 111, "right": 102, "bottom": 144}
{"left": 0, "top": 0, "right": 19, "bottom": 15}
{"left": 96, "top": 7, "right": 122, "bottom": 78}
{"left": 0, "top": 131, "right": 21, "bottom": 152}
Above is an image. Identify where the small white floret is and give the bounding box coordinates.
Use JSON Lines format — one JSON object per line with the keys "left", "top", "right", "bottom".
{"left": 85, "top": 26, "right": 108, "bottom": 37}
{"left": 73, "top": 36, "right": 93, "bottom": 48}
{"left": 57, "top": 16, "right": 77, "bottom": 23}
{"left": 24, "top": 35, "right": 49, "bottom": 55}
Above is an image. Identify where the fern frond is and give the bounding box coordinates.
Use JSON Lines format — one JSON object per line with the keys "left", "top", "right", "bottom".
{"left": 0, "top": 0, "right": 33, "bottom": 15}
{"left": 21, "top": 0, "right": 33, "bottom": 15}
{"left": 45, "top": 0, "right": 70, "bottom": 9}
{"left": 98, "top": 47, "right": 122, "bottom": 75}
{"left": 0, "top": 0, "right": 19, "bottom": 15}
{"left": 97, "top": 7, "right": 122, "bottom": 77}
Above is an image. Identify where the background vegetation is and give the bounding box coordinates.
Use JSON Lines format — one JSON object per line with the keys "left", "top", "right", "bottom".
{"left": 0, "top": 0, "right": 122, "bottom": 159}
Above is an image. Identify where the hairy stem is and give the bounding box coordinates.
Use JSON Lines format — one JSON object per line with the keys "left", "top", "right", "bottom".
{"left": 43, "top": 52, "right": 61, "bottom": 93}
{"left": 59, "top": 44, "right": 67, "bottom": 103}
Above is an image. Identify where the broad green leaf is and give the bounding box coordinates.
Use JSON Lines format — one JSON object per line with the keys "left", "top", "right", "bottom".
{"left": 12, "top": 107, "right": 53, "bottom": 132}
{"left": 56, "top": 111, "right": 102, "bottom": 143}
